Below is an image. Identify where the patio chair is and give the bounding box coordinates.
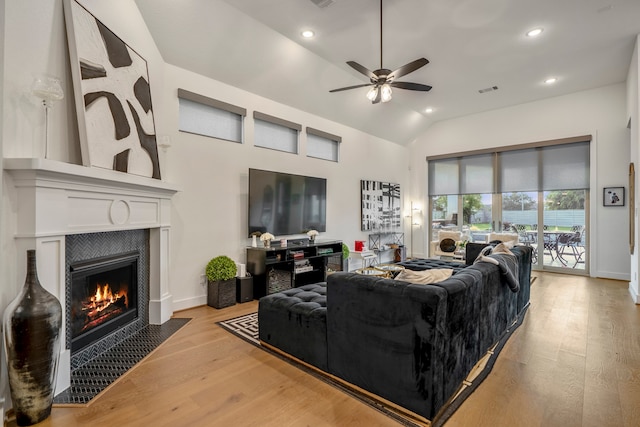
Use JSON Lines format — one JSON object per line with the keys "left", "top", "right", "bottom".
{"left": 532, "top": 224, "right": 550, "bottom": 230}
{"left": 542, "top": 232, "right": 558, "bottom": 262}
{"left": 557, "top": 231, "right": 584, "bottom": 267}
{"left": 430, "top": 230, "right": 463, "bottom": 258}
{"left": 512, "top": 224, "right": 537, "bottom": 262}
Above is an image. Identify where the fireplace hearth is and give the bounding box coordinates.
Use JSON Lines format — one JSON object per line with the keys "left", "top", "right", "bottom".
{"left": 70, "top": 252, "right": 139, "bottom": 352}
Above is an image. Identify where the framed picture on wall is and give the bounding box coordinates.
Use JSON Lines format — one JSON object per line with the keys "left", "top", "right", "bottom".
{"left": 360, "top": 180, "right": 401, "bottom": 231}
{"left": 603, "top": 186, "right": 625, "bottom": 206}
{"left": 63, "top": 0, "right": 161, "bottom": 179}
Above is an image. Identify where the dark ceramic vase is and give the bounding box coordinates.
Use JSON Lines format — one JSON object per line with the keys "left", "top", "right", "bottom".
{"left": 3, "top": 249, "right": 62, "bottom": 426}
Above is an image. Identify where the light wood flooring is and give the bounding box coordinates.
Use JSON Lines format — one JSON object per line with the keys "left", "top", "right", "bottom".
{"left": 17, "top": 272, "right": 640, "bottom": 427}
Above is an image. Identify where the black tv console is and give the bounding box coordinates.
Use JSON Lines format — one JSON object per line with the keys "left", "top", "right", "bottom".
{"left": 246, "top": 240, "right": 342, "bottom": 299}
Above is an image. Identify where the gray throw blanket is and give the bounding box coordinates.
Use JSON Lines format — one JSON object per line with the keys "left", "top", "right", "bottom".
{"left": 474, "top": 244, "right": 520, "bottom": 292}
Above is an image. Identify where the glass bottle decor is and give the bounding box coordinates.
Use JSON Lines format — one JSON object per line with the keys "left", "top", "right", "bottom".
{"left": 3, "top": 249, "right": 62, "bottom": 426}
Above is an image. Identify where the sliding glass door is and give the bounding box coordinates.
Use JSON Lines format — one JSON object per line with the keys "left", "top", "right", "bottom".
{"left": 540, "top": 190, "right": 587, "bottom": 270}
{"left": 428, "top": 138, "right": 590, "bottom": 275}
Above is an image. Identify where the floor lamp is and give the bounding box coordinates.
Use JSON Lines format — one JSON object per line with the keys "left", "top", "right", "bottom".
{"left": 409, "top": 202, "right": 422, "bottom": 259}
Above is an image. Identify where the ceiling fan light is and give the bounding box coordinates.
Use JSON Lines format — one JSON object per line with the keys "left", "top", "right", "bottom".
{"left": 526, "top": 28, "right": 543, "bottom": 37}
{"left": 381, "top": 84, "right": 392, "bottom": 102}
{"left": 366, "top": 86, "right": 379, "bottom": 101}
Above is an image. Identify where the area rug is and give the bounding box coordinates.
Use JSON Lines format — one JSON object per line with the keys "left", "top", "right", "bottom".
{"left": 53, "top": 318, "right": 191, "bottom": 406}
{"left": 218, "top": 307, "right": 528, "bottom": 427}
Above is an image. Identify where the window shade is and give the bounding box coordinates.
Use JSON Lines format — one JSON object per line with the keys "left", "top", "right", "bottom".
{"left": 429, "top": 154, "right": 494, "bottom": 195}
{"left": 430, "top": 140, "right": 590, "bottom": 195}
{"left": 498, "top": 142, "right": 589, "bottom": 192}
{"left": 178, "top": 97, "right": 244, "bottom": 142}
{"left": 428, "top": 158, "right": 459, "bottom": 195}
{"left": 307, "top": 133, "right": 339, "bottom": 161}
{"left": 541, "top": 141, "right": 589, "bottom": 190}
{"left": 460, "top": 154, "right": 494, "bottom": 194}
{"left": 499, "top": 149, "right": 539, "bottom": 192}
{"left": 306, "top": 128, "right": 341, "bottom": 162}
{"left": 254, "top": 117, "right": 299, "bottom": 153}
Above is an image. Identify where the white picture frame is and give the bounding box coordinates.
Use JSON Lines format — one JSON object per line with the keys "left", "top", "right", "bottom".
{"left": 603, "top": 186, "right": 625, "bottom": 207}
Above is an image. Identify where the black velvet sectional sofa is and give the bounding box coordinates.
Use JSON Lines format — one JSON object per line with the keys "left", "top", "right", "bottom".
{"left": 258, "top": 245, "right": 532, "bottom": 422}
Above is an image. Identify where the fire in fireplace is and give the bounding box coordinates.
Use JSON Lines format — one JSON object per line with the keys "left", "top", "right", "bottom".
{"left": 70, "top": 252, "right": 139, "bottom": 352}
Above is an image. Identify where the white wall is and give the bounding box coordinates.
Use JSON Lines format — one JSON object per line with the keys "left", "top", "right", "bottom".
{"left": 0, "top": 0, "right": 409, "bottom": 316}
{"left": 627, "top": 36, "right": 639, "bottom": 302}
{"left": 162, "top": 64, "right": 409, "bottom": 310}
{"left": 0, "top": 0, "right": 6, "bottom": 417}
{"left": 409, "top": 84, "right": 630, "bottom": 281}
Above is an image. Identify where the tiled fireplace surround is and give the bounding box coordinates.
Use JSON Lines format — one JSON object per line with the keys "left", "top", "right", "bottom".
{"left": 4, "top": 158, "right": 178, "bottom": 395}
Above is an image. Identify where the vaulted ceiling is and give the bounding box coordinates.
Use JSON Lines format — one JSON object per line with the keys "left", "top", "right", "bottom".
{"left": 135, "top": 0, "right": 640, "bottom": 145}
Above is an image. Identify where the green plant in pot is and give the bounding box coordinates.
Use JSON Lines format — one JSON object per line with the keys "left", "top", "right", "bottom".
{"left": 206, "top": 255, "right": 237, "bottom": 309}
{"left": 342, "top": 243, "right": 350, "bottom": 271}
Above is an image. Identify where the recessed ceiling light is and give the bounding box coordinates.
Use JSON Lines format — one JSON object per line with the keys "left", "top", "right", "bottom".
{"left": 301, "top": 30, "right": 315, "bottom": 38}
{"left": 526, "top": 28, "right": 543, "bottom": 37}
{"left": 425, "top": 108, "right": 434, "bottom": 114}
{"left": 544, "top": 77, "right": 557, "bottom": 84}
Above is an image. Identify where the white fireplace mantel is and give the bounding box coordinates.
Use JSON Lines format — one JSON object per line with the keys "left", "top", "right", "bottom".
{"left": 3, "top": 157, "right": 179, "bottom": 394}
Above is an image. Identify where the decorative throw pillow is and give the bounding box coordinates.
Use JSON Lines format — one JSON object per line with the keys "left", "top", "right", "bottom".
{"left": 395, "top": 268, "right": 454, "bottom": 285}
{"left": 473, "top": 242, "right": 515, "bottom": 266}
{"left": 488, "top": 233, "right": 518, "bottom": 248}
{"left": 502, "top": 240, "right": 515, "bottom": 249}
{"left": 491, "top": 242, "right": 514, "bottom": 255}
{"left": 439, "top": 238, "right": 456, "bottom": 253}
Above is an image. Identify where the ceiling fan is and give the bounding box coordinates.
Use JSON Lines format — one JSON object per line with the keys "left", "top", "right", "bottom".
{"left": 329, "top": 0, "right": 432, "bottom": 104}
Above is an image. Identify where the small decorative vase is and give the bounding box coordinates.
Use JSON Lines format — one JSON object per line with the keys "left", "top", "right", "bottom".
{"left": 3, "top": 250, "right": 62, "bottom": 426}
{"left": 263, "top": 240, "right": 271, "bottom": 248}
{"left": 251, "top": 235, "right": 257, "bottom": 247}
{"left": 309, "top": 236, "right": 315, "bottom": 243}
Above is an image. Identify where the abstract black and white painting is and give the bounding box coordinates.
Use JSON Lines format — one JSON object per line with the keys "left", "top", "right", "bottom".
{"left": 64, "top": 0, "right": 161, "bottom": 179}
{"left": 361, "top": 180, "right": 401, "bottom": 231}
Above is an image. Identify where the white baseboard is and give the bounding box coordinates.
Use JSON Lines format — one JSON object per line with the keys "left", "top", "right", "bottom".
{"left": 595, "top": 270, "right": 631, "bottom": 281}
{"left": 172, "top": 295, "right": 207, "bottom": 312}
{"left": 628, "top": 284, "right": 639, "bottom": 304}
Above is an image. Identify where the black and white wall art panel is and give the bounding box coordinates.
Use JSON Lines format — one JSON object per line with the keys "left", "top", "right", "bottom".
{"left": 64, "top": 0, "right": 161, "bottom": 179}
{"left": 361, "top": 180, "right": 401, "bottom": 231}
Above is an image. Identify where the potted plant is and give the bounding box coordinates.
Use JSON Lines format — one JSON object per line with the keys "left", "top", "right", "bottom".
{"left": 342, "top": 243, "right": 350, "bottom": 271}
{"left": 206, "top": 255, "right": 237, "bottom": 309}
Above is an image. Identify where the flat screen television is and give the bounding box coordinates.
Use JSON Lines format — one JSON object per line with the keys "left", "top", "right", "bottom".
{"left": 248, "top": 168, "right": 327, "bottom": 236}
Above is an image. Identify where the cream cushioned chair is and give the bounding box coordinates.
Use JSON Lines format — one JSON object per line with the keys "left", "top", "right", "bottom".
{"left": 431, "top": 230, "right": 463, "bottom": 257}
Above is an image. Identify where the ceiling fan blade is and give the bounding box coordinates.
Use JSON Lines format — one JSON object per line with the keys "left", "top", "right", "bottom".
{"left": 390, "top": 81, "right": 433, "bottom": 91}
{"left": 346, "top": 61, "right": 377, "bottom": 80}
{"left": 387, "top": 58, "right": 429, "bottom": 81}
{"left": 329, "top": 83, "right": 374, "bottom": 93}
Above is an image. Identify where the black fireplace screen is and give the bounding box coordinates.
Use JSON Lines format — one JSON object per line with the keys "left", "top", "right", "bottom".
{"left": 70, "top": 252, "right": 139, "bottom": 352}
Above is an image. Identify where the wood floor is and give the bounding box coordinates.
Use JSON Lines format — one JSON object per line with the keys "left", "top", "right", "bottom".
{"left": 20, "top": 272, "right": 640, "bottom": 427}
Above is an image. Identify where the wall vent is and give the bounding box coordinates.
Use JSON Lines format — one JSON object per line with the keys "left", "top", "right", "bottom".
{"left": 310, "top": 0, "right": 335, "bottom": 8}
{"left": 478, "top": 86, "right": 499, "bottom": 94}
